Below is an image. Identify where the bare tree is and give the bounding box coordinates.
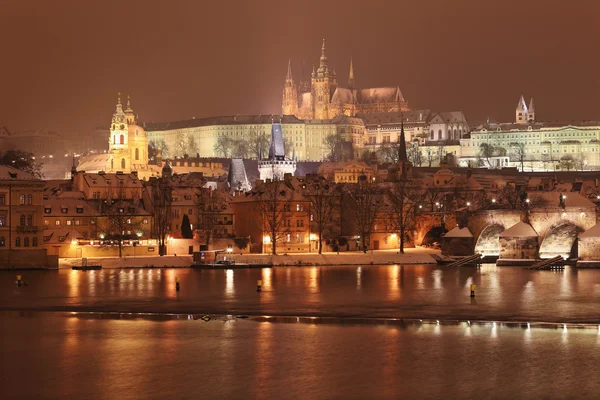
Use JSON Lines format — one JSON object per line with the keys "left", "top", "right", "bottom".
{"left": 100, "top": 183, "right": 145, "bottom": 258}
{"left": 150, "top": 178, "right": 171, "bottom": 256}
{"left": 407, "top": 142, "right": 423, "bottom": 167}
{"left": 195, "top": 187, "right": 225, "bottom": 249}
{"left": 186, "top": 134, "right": 199, "bottom": 157}
{"left": 258, "top": 178, "right": 291, "bottom": 255}
{"left": 175, "top": 132, "right": 187, "bottom": 157}
{"left": 387, "top": 179, "right": 420, "bottom": 254}
{"left": 559, "top": 155, "right": 575, "bottom": 171}
{"left": 303, "top": 176, "right": 340, "bottom": 254}
{"left": 346, "top": 179, "right": 382, "bottom": 253}
{"left": 148, "top": 139, "right": 169, "bottom": 161}
{"left": 511, "top": 143, "right": 526, "bottom": 171}
{"left": 424, "top": 147, "right": 436, "bottom": 167}
{"left": 214, "top": 135, "right": 233, "bottom": 158}
{"left": 325, "top": 132, "right": 349, "bottom": 162}
{"left": 245, "top": 128, "right": 270, "bottom": 159}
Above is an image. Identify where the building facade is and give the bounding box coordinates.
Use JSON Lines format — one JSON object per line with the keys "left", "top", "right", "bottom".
{"left": 0, "top": 165, "right": 53, "bottom": 268}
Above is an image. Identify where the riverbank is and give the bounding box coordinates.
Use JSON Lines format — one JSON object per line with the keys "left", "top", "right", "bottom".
{"left": 58, "top": 248, "right": 439, "bottom": 269}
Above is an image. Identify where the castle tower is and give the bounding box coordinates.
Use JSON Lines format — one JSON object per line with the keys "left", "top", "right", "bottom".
{"left": 282, "top": 59, "right": 299, "bottom": 116}
{"left": 109, "top": 93, "right": 130, "bottom": 171}
{"left": 348, "top": 57, "right": 355, "bottom": 90}
{"left": 312, "top": 39, "right": 337, "bottom": 119}
{"left": 528, "top": 98, "right": 535, "bottom": 122}
{"left": 516, "top": 95, "right": 529, "bottom": 124}
{"left": 258, "top": 123, "right": 296, "bottom": 181}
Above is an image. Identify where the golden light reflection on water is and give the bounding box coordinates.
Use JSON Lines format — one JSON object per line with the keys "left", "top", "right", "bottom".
{"left": 387, "top": 265, "right": 400, "bottom": 300}
{"left": 225, "top": 269, "right": 235, "bottom": 298}
{"left": 254, "top": 322, "right": 274, "bottom": 396}
{"left": 88, "top": 270, "right": 96, "bottom": 296}
{"left": 356, "top": 267, "right": 362, "bottom": 291}
{"left": 432, "top": 269, "right": 442, "bottom": 290}
{"left": 259, "top": 268, "right": 273, "bottom": 303}
{"left": 68, "top": 270, "right": 80, "bottom": 298}
{"left": 165, "top": 269, "right": 177, "bottom": 298}
{"left": 308, "top": 267, "right": 319, "bottom": 293}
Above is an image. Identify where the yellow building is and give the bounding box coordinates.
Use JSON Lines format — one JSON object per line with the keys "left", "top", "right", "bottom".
{"left": 78, "top": 94, "right": 156, "bottom": 180}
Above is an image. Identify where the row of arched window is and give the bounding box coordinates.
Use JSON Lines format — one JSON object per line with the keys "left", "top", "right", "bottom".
{"left": 14, "top": 237, "right": 38, "bottom": 247}
{"left": 20, "top": 214, "right": 34, "bottom": 226}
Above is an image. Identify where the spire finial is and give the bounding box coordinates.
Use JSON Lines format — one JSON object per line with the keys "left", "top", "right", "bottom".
{"left": 117, "top": 92, "right": 121, "bottom": 105}
{"left": 127, "top": 94, "right": 131, "bottom": 109}
{"left": 348, "top": 57, "right": 355, "bottom": 89}
{"left": 319, "top": 38, "right": 328, "bottom": 69}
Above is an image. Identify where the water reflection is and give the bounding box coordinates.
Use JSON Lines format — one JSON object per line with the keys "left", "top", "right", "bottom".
{"left": 356, "top": 267, "right": 362, "bottom": 291}
{"left": 308, "top": 267, "right": 319, "bottom": 293}
{"left": 225, "top": 269, "right": 235, "bottom": 298}
{"left": 387, "top": 265, "right": 400, "bottom": 300}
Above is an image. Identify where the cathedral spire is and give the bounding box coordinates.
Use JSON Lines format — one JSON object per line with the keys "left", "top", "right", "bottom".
{"left": 319, "top": 38, "right": 328, "bottom": 69}
{"left": 398, "top": 115, "right": 408, "bottom": 163}
{"left": 348, "top": 57, "right": 355, "bottom": 90}
{"left": 286, "top": 58, "right": 293, "bottom": 81}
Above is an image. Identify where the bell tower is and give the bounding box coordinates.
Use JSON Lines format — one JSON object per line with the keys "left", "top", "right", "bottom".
{"left": 282, "top": 59, "right": 299, "bottom": 116}
{"left": 109, "top": 93, "right": 130, "bottom": 172}
{"left": 312, "top": 39, "right": 336, "bottom": 119}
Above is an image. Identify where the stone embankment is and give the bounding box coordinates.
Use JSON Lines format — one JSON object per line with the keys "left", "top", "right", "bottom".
{"left": 58, "top": 249, "right": 438, "bottom": 269}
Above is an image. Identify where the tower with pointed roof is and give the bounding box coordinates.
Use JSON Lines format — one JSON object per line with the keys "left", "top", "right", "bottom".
{"left": 311, "top": 39, "right": 337, "bottom": 119}
{"left": 109, "top": 93, "right": 130, "bottom": 172}
{"left": 258, "top": 123, "right": 296, "bottom": 181}
{"left": 282, "top": 59, "right": 299, "bottom": 116}
{"left": 528, "top": 98, "right": 535, "bottom": 122}
{"left": 516, "top": 95, "right": 535, "bottom": 124}
{"left": 347, "top": 58, "right": 355, "bottom": 90}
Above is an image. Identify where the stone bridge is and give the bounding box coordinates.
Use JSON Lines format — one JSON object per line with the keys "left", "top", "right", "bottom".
{"left": 463, "top": 207, "right": 597, "bottom": 258}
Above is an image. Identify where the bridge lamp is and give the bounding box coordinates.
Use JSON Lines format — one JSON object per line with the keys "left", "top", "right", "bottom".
{"left": 418, "top": 205, "right": 422, "bottom": 209}
{"left": 562, "top": 195, "right": 567, "bottom": 200}
{"left": 466, "top": 202, "right": 471, "bottom": 207}
{"left": 491, "top": 199, "right": 496, "bottom": 203}
{"left": 525, "top": 199, "right": 530, "bottom": 204}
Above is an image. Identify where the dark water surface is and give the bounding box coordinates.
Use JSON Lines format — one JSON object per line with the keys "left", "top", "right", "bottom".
{"left": 2, "top": 265, "right": 600, "bottom": 322}
{"left": 2, "top": 314, "right": 599, "bottom": 400}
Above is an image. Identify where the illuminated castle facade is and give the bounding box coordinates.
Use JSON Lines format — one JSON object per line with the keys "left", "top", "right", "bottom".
{"left": 282, "top": 40, "right": 409, "bottom": 120}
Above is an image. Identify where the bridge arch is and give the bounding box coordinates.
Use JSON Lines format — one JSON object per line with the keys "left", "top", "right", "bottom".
{"left": 539, "top": 222, "right": 584, "bottom": 259}
{"left": 474, "top": 224, "right": 504, "bottom": 256}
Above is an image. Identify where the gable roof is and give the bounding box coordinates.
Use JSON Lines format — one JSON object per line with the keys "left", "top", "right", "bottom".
{"left": 579, "top": 223, "right": 600, "bottom": 238}
{"left": 499, "top": 222, "right": 538, "bottom": 237}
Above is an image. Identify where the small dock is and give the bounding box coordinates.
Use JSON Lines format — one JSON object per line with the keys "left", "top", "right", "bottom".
{"left": 445, "top": 254, "right": 483, "bottom": 268}
{"left": 72, "top": 265, "right": 102, "bottom": 271}
{"left": 525, "top": 256, "right": 565, "bottom": 270}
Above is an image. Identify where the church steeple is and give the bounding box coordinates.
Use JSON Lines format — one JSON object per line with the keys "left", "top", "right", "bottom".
{"left": 124, "top": 95, "right": 135, "bottom": 124}
{"left": 286, "top": 58, "right": 293, "bottom": 81}
{"left": 281, "top": 59, "right": 298, "bottom": 116}
{"left": 318, "top": 38, "right": 328, "bottom": 73}
{"left": 348, "top": 57, "right": 355, "bottom": 90}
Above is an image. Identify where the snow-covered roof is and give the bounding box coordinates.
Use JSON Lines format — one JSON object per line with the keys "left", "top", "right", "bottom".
{"left": 444, "top": 227, "right": 473, "bottom": 238}
{"left": 579, "top": 223, "right": 600, "bottom": 239}
{"left": 531, "top": 192, "right": 596, "bottom": 209}
{"left": 0, "top": 165, "right": 40, "bottom": 181}
{"left": 499, "top": 222, "right": 538, "bottom": 237}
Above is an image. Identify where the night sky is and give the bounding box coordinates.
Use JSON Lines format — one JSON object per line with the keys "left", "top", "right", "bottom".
{"left": 1, "top": 0, "right": 599, "bottom": 138}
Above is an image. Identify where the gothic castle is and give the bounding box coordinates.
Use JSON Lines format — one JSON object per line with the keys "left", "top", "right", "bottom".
{"left": 282, "top": 39, "right": 409, "bottom": 120}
